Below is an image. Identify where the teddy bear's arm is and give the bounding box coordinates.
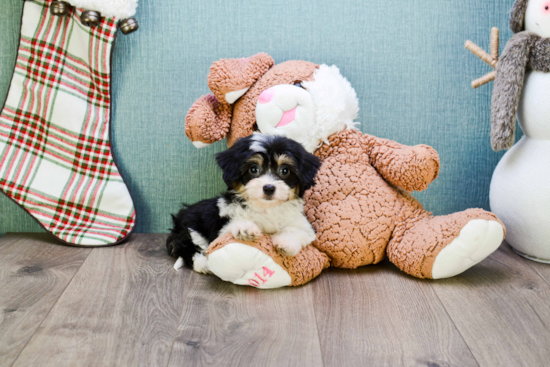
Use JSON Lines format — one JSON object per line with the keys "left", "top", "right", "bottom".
{"left": 362, "top": 135, "right": 440, "bottom": 192}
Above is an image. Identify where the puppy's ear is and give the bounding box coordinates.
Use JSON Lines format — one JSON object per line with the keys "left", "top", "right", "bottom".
{"left": 208, "top": 53, "right": 274, "bottom": 105}
{"left": 295, "top": 146, "right": 322, "bottom": 196}
{"left": 215, "top": 136, "right": 253, "bottom": 188}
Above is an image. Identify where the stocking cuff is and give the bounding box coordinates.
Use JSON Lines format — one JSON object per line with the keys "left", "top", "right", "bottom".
{"left": 65, "top": 0, "right": 138, "bottom": 19}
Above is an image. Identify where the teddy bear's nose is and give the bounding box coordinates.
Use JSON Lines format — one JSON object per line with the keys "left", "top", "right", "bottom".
{"left": 258, "top": 89, "right": 275, "bottom": 104}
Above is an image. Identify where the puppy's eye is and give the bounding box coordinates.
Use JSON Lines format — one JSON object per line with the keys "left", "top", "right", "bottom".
{"left": 279, "top": 165, "right": 290, "bottom": 177}
{"left": 293, "top": 82, "right": 304, "bottom": 89}
{"left": 249, "top": 164, "right": 261, "bottom": 176}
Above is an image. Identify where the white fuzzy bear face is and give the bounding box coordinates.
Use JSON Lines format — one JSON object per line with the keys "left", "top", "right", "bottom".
{"left": 525, "top": 0, "right": 550, "bottom": 37}
{"left": 255, "top": 84, "right": 317, "bottom": 149}
{"left": 255, "top": 65, "right": 360, "bottom": 153}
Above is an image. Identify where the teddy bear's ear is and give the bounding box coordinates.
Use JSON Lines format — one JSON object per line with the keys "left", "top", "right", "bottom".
{"left": 208, "top": 53, "right": 274, "bottom": 104}
{"left": 185, "top": 94, "right": 233, "bottom": 148}
{"left": 185, "top": 53, "right": 274, "bottom": 148}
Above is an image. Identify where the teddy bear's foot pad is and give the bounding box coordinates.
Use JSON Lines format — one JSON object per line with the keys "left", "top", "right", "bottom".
{"left": 208, "top": 243, "right": 292, "bottom": 289}
{"left": 432, "top": 219, "right": 504, "bottom": 279}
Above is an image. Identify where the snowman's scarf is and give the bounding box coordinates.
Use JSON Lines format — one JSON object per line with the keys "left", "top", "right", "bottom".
{"left": 491, "top": 32, "right": 550, "bottom": 151}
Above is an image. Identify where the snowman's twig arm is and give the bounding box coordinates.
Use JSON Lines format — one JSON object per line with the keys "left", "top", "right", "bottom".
{"left": 491, "top": 27, "right": 499, "bottom": 60}
{"left": 472, "top": 71, "right": 497, "bottom": 89}
{"left": 491, "top": 32, "right": 535, "bottom": 151}
{"left": 465, "top": 28, "right": 500, "bottom": 88}
{"left": 465, "top": 41, "right": 498, "bottom": 68}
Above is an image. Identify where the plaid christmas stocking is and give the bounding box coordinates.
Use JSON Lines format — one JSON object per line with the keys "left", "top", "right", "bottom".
{"left": 0, "top": 0, "right": 139, "bottom": 246}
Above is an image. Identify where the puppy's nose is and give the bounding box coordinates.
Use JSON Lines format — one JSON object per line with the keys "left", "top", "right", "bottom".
{"left": 263, "top": 184, "right": 276, "bottom": 196}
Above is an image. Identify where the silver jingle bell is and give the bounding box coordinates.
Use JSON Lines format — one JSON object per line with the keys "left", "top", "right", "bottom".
{"left": 50, "top": 1, "right": 71, "bottom": 16}
{"left": 81, "top": 10, "right": 101, "bottom": 27}
{"left": 119, "top": 18, "right": 139, "bottom": 35}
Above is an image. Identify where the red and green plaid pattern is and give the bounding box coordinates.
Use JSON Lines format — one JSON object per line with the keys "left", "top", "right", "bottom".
{"left": 0, "top": 0, "right": 136, "bottom": 246}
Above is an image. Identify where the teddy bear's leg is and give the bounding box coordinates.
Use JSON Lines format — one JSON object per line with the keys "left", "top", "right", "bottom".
{"left": 206, "top": 234, "right": 330, "bottom": 289}
{"left": 387, "top": 207, "right": 505, "bottom": 279}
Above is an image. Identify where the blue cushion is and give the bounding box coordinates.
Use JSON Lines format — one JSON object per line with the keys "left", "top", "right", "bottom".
{"left": 0, "top": 0, "right": 514, "bottom": 234}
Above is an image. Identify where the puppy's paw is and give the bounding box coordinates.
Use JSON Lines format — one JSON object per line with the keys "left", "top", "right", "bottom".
{"left": 231, "top": 221, "right": 262, "bottom": 242}
{"left": 273, "top": 235, "right": 302, "bottom": 257}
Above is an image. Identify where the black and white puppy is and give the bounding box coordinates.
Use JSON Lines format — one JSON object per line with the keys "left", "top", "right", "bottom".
{"left": 167, "top": 133, "right": 322, "bottom": 274}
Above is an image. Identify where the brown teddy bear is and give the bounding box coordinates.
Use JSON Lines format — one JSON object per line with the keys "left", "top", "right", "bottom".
{"left": 184, "top": 53, "right": 506, "bottom": 289}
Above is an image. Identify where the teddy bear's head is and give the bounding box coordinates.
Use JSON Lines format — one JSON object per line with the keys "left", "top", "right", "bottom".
{"left": 511, "top": 0, "right": 550, "bottom": 37}
{"left": 186, "top": 53, "right": 359, "bottom": 152}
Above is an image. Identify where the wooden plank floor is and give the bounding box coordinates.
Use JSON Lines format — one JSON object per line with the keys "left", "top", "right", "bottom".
{"left": 1, "top": 233, "right": 550, "bottom": 367}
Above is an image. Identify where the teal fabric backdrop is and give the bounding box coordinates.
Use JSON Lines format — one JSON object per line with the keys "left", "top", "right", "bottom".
{"left": 0, "top": 0, "right": 516, "bottom": 235}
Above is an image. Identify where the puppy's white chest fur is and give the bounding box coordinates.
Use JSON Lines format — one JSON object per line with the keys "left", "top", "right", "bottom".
{"left": 218, "top": 197, "right": 305, "bottom": 234}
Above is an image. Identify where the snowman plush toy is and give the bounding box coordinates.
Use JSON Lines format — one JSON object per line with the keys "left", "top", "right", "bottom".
{"left": 489, "top": 0, "right": 550, "bottom": 263}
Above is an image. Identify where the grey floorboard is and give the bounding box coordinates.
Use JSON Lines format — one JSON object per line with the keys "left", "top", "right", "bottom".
{"left": 0, "top": 233, "right": 91, "bottom": 367}
{"left": 431, "top": 243, "right": 550, "bottom": 367}
{"left": 3, "top": 234, "right": 550, "bottom": 367}
{"left": 312, "top": 264, "right": 478, "bottom": 367}
{"left": 10, "top": 234, "right": 190, "bottom": 367}
{"left": 518, "top": 249, "right": 550, "bottom": 287}
{"left": 168, "top": 271, "right": 324, "bottom": 367}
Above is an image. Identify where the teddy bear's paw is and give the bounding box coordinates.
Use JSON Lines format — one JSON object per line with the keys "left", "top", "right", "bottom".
{"left": 272, "top": 235, "right": 302, "bottom": 257}
{"left": 207, "top": 243, "right": 292, "bottom": 289}
{"left": 229, "top": 221, "right": 262, "bottom": 242}
{"left": 432, "top": 219, "right": 504, "bottom": 279}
